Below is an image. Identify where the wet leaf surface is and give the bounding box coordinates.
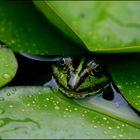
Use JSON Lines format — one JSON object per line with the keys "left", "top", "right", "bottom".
{"left": 0, "top": 86, "right": 140, "bottom": 139}
{"left": 34, "top": 1, "right": 140, "bottom": 53}
{"left": 0, "top": 1, "right": 85, "bottom": 55}
{"left": 108, "top": 55, "right": 140, "bottom": 111}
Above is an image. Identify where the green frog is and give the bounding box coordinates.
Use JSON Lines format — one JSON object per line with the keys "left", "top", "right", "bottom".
{"left": 21, "top": 53, "right": 110, "bottom": 99}
{"left": 52, "top": 55, "right": 110, "bottom": 99}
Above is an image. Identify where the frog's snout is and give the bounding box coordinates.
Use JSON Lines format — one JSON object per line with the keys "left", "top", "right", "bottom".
{"left": 67, "top": 73, "right": 80, "bottom": 90}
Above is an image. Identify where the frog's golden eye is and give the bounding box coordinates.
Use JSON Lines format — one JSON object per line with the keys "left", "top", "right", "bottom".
{"left": 88, "top": 61, "right": 102, "bottom": 76}
{"left": 59, "top": 58, "right": 66, "bottom": 65}
{"left": 59, "top": 57, "right": 72, "bottom": 71}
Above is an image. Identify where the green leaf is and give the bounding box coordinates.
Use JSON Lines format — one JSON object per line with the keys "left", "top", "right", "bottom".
{"left": 34, "top": 1, "right": 140, "bottom": 53}
{"left": 108, "top": 55, "right": 140, "bottom": 111}
{"left": 0, "top": 86, "right": 140, "bottom": 139}
{"left": 0, "top": 1, "right": 85, "bottom": 55}
{"left": 0, "top": 47, "right": 17, "bottom": 88}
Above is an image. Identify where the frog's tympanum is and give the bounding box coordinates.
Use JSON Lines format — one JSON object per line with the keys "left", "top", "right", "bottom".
{"left": 52, "top": 55, "right": 110, "bottom": 98}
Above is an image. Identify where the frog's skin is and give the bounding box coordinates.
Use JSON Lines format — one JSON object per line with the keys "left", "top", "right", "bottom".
{"left": 52, "top": 56, "right": 110, "bottom": 99}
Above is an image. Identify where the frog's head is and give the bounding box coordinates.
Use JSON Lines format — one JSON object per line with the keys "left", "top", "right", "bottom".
{"left": 52, "top": 55, "right": 110, "bottom": 98}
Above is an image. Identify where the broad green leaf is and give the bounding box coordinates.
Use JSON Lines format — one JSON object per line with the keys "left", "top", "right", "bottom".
{"left": 0, "top": 86, "right": 140, "bottom": 139}
{"left": 0, "top": 1, "right": 86, "bottom": 55}
{"left": 0, "top": 47, "right": 17, "bottom": 88}
{"left": 34, "top": 1, "right": 140, "bottom": 53}
{"left": 108, "top": 55, "right": 140, "bottom": 111}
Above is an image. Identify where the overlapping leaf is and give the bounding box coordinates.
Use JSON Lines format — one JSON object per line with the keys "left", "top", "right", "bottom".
{"left": 0, "top": 1, "right": 85, "bottom": 55}
{"left": 108, "top": 55, "right": 140, "bottom": 111}
{"left": 34, "top": 1, "right": 140, "bottom": 53}
{"left": 0, "top": 47, "right": 17, "bottom": 87}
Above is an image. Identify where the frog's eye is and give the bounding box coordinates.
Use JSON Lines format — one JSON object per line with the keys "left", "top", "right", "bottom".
{"left": 59, "top": 57, "right": 72, "bottom": 71}
{"left": 59, "top": 58, "right": 66, "bottom": 66}
{"left": 88, "top": 61, "right": 102, "bottom": 76}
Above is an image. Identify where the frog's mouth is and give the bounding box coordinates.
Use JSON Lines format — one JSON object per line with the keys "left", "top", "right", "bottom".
{"left": 57, "top": 82, "right": 107, "bottom": 99}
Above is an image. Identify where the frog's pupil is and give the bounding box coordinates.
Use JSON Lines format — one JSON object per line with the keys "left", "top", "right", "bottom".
{"left": 59, "top": 58, "right": 65, "bottom": 65}
{"left": 94, "top": 64, "right": 101, "bottom": 72}
{"left": 89, "top": 61, "right": 102, "bottom": 76}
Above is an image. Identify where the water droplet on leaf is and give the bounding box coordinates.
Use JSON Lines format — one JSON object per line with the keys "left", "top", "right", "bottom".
{"left": 0, "top": 97, "right": 4, "bottom": 101}
{"left": 9, "top": 105, "right": 14, "bottom": 108}
{"left": 3, "top": 73, "right": 11, "bottom": 79}
{"left": 54, "top": 106, "right": 60, "bottom": 110}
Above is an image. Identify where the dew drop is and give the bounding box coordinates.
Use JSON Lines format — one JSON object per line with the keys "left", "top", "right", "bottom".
{"left": 7, "top": 93, "right": 11, "bottom": 96}
{"left": 115, "top": 102, "right": 120, "bottom": 108}
{"left": 9, "top": 105, "right": 14, "bottom": 108}
{"left": 119, "top": 134, "right": 123, "bottom": 138}
{"left": 12, "top": 88, "right": 17, "bottom": 92}
{"left": 46, "top": 98, "right": 49, "bottom": 101}
{"left": 28, "top": 95, "right": 34, "bottom": 98}
{"left": 32, "top": 101, "right": 36, "bottom": 104}
{"left": 82, "top": 114, "right": 85, "bottom": 117}
{"left": 74, "top": 108, "right": 78, "bottom": 111}
{"left": 56, "top": 101, "right": 59, "bottom": 104}
{"left": 108, "top": 126, "right": 112, "bottom": 130}
{"left": 93, "top": 125, "right": 97, "bottom": 129}
{"left": 103, "top": 117, "right": 107, "bottom": 121}
{"left": 68, "top": 105, "right": 71, "bottom": 108}
{"left": 19, "top": 96, "right": 23, "bottom": 99}
{"left": 116, "top": 126, "right": 120, "bottom": 129}
{"left": 65, "top": 108, "right": 68, "bottom": 111}
{"left": 125, "top": 82, "right": 128, "bottom": 85}
{"left": 0, "top": 97, "right": 4, "bottom": 101}
{"left": 21, "top": 109, "right": 25, "bottom": 112}
{"left": 27, "top": 103, "right": 30, "bottom": 107}
{"left": 103, "top": 131, "right": 107, "bottom": 134}
{"left": 137, "top": 95, "right": 140, "bottom": 98}
{"left": 112, "top": 135, "right": 116, "bottom": 139}
{"left": 3, "top": 73, "right": 11, "bottom": 79}
{"left": 106, "top": 121, "right": 109, "bottom": 124}
{"left": 121, "top": 124, "right": 125, "bottom": 127}
{"left": 54, "top": 106, "right": 60, "bottom": 110}
{"left": 84, "top": 110, "right": 88, "bottom": 114}
{"left": 11, "top": 40, "right": 16, "bottom": 44}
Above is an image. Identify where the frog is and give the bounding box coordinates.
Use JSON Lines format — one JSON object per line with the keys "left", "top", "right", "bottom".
{"left": 51, "top": 55, "right": 110, "bottom": 99}
{"left": 20, "top": 53, "right": 110, "bottom": 99}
